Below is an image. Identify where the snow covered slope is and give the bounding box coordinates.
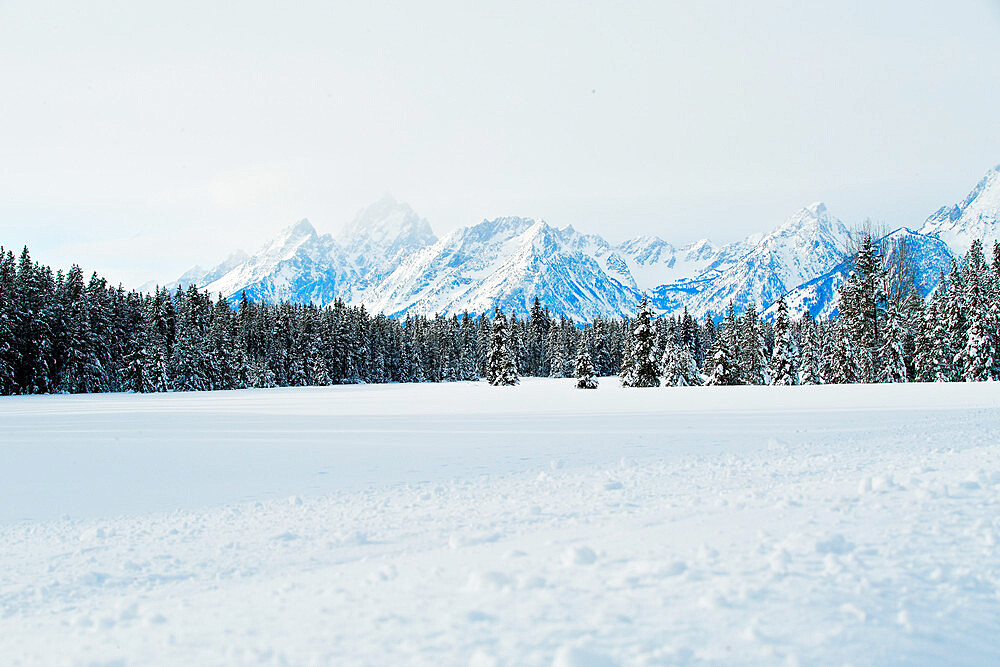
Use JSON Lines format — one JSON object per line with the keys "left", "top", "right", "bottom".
{"left": 202, "top": 218, "right": 353, "bottom": 304}
{"left": 920, "top": 165, "right": 1000, "bottom": 255}
{"left": 363, "top": 217, "right": 643, "bottom": 319}
{"left": 3, "top": 379, "right": 1000, "bottom": 664}
{"left": 653, "top": 202, "right": 850, "bottom": 320}
{"left": 614, "top": 235, "right": 720, "bottom": 287}
{"left": 359, "top": 203, "right": 849, "bottom": 320}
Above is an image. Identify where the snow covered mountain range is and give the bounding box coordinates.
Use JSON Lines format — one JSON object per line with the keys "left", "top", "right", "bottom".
{"left": 150, "top": 166, "right": 1000, "bottom": 321}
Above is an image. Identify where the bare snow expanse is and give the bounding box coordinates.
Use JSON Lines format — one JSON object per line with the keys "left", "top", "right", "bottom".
{"left": 2, "top": 380, "right": 1000, "bottom": 665}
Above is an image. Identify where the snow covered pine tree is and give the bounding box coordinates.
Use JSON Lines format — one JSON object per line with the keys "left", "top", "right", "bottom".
{"left": 486, "top": 308, "right": 519, "bottom": 386}
{"left": 574, "top": 343, "right": 598, "bottom": 389}
{"left": 770, "top": 297, "right": 797, "bottom": 385}
{"left": 620, "top": 295, "right": 660, "bottom": 387}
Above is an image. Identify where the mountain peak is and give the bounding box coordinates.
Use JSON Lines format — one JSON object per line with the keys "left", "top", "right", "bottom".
{"left": 285, "top": 218, "right": 317, "bottom": 237}
{"left": 464, "top": 216, "right": 544, "bottom": 241}
{"left": 919, "top": 164, "right": 1000, "bottom": 254}
{"left": 254, "top": 218, "right": 322, "bottom": 263}
{"left": 340, "top": 196, "right": 435, "bottom": 248}
{"left": 773, "top": 201, "right": 842, "bottom": 237}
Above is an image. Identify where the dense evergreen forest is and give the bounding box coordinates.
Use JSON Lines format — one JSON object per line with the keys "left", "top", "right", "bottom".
{"left": 1, "top": 234, "right": 998, "bottom": 396}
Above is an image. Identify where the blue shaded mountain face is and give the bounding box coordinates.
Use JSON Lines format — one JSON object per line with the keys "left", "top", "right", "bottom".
{"left": 153, "top": 167, "right": 1000, "bottom": 322}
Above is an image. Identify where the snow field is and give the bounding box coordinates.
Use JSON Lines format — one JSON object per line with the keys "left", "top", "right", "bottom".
{"left": 2, "top": 380, "right": 1000, "bottom": 665}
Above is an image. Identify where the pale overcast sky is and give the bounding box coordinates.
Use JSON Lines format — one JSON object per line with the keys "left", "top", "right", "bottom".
{"left": 2, "top": 0, "right": 999, "bottom": 286}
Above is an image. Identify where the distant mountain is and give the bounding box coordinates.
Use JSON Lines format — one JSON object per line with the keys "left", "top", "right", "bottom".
{"left": 139, "top": 250, "right": 249, "bottom": 294}
{"left": 148, "top": 165, "right": 1000, "bottom": 322}
{"left": 652, "top": 202, "right": 849, "bottom": 320}
{"left": 613, "top": 235, "right": 721, "bottom": 288}
{"left": 201, "top": 196, "right": 439, "bottom": 306}
{"left": 362, "top": 217, "right": 642, "bottom": 320}
{"left": 202, "top": 219, "right": 352, "bottom": 305}
{"left": 919, "top": 166, "right": 1000, "bottom": 255}
{"left": 337, "top": 195, "right": 437, "bottom": 292}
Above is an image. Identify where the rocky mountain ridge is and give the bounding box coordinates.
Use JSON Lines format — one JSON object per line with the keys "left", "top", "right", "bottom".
{"left": 150, "top": 167, "right": 1000, "bottom": 322}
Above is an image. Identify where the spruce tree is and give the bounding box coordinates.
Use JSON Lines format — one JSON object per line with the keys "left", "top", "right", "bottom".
{"left": 486, "top": 308, "right": 519, "bottom": 386}
{"left": 943, "top": 260, "right": 966, "bottom": 377}
{"left": 618, "top": 320, "right": 635, "bottom": 384}
{"left": 0, "top": 249, "right": 15, "bottom": 395}
{"left": 705, "top": 303, "right": 740, "bottom": 386}
{"left": 960, "top": 304, "right": 994, "bottom": 382}
{"left": 769, "top": 297, "right": 797, "bottom": 385}
{"left": 912, "top": 303, "right": 936, "bottom": 383}
{"left": 660, "top": 343, "right": 679, "bottom": 386}
{"left": 620, "top": 295, "right": 660, "bottom": 387}
{"left": 828, "top": 322, "right": 860, "bottom": 384}
{"left": 662, "top": 340, "right": 700, "bottom": 386}
{"left": 929, "top": 294, "right": 955, "bottom": 382}
{"left": 739, "top": 303, "right": 769, "bottom": 385}
{"left": 548, "top": 325, "right": 568, "bottom": 378}
{"left": 840, "top": 234, "right": 884, "bottom": 382}
{"left": 574, "top": 345, "right": 598, "bottom": 389}
{"left": 959, "top": 270, "right": 996, "bottom": 381}
{"left": 877, "top": 304, "right": 909, "bottom": 383}
{"left": 798, "top": 312, "right": 822, "bottom": 385}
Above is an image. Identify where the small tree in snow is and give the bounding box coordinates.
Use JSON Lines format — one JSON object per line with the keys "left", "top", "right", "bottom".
{"left": 661, "top": 341, "right": 700, "bottom": 386}
{"left": 574, "top": 346, "right": 598, "bottom": 389}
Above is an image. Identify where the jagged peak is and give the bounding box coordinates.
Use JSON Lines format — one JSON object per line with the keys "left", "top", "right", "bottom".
{"left": 683, "top": 238, "right": 715, "bottom": 252}
{"left": 621, "top": 233, "right": 672, "bottom": 249}
{"left": 771, "top": 201, "right": 844, "bottom": 238}
{"left": 924, "top": 164, "right": 1000, "bottom": 225}
{"left": 284, "top": 218, "right": 317, "bottom": 237}
{"left": 466, "top": 216, "right": 545, "bottom": 238}
{"left": 340, "top": 195, "right": 435, "bottom": 247}
{"left": 958, "top": 164, "right": 1000, "bottom": 209}
{"left": 254, "top": 218, "right": 322, "bottom": 261}
{"left": 346, "top": 194, "right": 402, "bottom": 230}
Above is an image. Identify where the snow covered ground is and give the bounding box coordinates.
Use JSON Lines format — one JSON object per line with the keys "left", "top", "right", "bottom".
{"left": 2, "top": 380, "right": 1000, "bottom": 665}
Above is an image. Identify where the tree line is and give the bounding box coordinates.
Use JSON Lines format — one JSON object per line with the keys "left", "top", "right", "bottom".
{"left": 0, "top": 233, "right": 997, "bottom": 396}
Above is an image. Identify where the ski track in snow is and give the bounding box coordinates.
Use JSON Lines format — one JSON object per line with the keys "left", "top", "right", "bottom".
{"left": 2, "top": 380, "right": 1000, "bottom": 665}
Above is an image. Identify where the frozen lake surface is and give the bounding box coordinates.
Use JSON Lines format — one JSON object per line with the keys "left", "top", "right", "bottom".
{"left": 2, "top": 379, "right": 999, "bottom": 664}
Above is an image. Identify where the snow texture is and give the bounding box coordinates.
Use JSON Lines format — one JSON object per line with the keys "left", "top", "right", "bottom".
{"left": 3, "top": 379, "right": 1000, "bottom": 664}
